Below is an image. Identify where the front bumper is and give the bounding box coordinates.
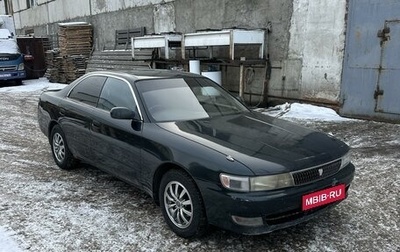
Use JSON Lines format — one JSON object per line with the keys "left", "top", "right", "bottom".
{"left": 200, "top": 163, "right": 355, "bottom": 235}
{"left": 0, "top": 70, "right": 26, "bottom": 80}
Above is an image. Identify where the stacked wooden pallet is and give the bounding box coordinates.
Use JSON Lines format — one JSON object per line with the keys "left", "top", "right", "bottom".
{"left": 44, "top": 50, "right": 62, "bottom": 83}
{"left": 45, "top": 51, "right": 89, "bottom": 83}
{"left": 59, "top": 23, "right": 93, "bottom": 57}
{"left": 86, "top": 50, "right": 152, "bottom": 73}
{"left": 45, "top": 22, "right": 93, "bottom": 83}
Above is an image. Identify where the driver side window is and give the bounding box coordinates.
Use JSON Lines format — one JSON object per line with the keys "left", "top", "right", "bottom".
{"left": 97, "top": 77, "right": 137, "bottom": 112}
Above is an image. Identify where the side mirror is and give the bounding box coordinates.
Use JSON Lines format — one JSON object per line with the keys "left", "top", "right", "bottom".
{"left": 110, "top": 107, "right": 138, "bottom": 120}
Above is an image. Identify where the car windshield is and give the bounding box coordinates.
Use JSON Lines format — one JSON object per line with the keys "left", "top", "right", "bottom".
{"left": 135, "top": 77, "right": 249, "bottom": 122}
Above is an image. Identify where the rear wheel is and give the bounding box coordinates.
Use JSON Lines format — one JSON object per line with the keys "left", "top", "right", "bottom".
{"left": 159, "top": 170, "right": 208, "bottom": 238}
{"left": 50, "top": 125, "right": 77, "bottom": 170}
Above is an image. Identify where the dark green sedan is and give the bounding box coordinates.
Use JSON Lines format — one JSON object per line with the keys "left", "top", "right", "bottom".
{"left": 38, "top": 69, "right": 355, "bottom": 238}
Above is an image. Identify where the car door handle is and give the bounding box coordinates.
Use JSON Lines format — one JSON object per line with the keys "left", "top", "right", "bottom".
{"left": 59, "top": 108, "right": 66, "bottom": 116}
{"left": 92, "top": 120, "right": 101, "bottom": 128}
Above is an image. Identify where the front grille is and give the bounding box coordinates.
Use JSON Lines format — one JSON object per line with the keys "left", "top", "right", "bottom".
{"left": 0, "top": 65, "right": 17, "bottom": 71}
{"left": 291, "top": 159, "right": 341, "bottom": 185}
{"left": 0, "top": 54, "right": 20, "bottom": 61}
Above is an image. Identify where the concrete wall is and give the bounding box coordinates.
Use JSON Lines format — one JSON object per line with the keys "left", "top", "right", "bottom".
{"left": 13, "top": 0, "right": 291, "bottom": 56}
{"left": 269, "top": 0, "right": 347, "bottom": 104}
{"left": 0, "top": 1, "right": 6, "bottom": 15}
{"left": 12, "top": 0, "right": 174, "bottom": 32}
{"left": 8, "top": 0, "right": 348, "bottom": 105}
{"left": 12, "top": 0, "right": 174, "bottom": 47}
{"left": 174, "top": 0, "right": 293, "bottom": 104}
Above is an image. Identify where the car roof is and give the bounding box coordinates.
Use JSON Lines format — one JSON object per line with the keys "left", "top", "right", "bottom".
{"left": 85, "top": 69, "right": 202, "bottom": 82}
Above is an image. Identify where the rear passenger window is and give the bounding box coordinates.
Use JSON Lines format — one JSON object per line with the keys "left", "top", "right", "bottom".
{"left": 69, "top": 76, "right": 106, "bottom": 106}
{"left": 97, "top": 77, "right": 136, "bottom": 111}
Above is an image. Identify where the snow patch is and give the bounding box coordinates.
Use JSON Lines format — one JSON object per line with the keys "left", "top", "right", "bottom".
{"left": 0, "top": 78, "right": 67, "bottom": 93}
{"left": 257, "top": 103, "right": 356, "bottom": 122}
{"left": 0, "top": 228, "right": 22, "bottom": 252}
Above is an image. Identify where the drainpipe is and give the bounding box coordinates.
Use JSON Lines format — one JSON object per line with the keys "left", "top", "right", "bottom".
{"left": 89, "top": 0, "right": 97, "bottom": 50}
{"left": 239, "top": 57, "right": 245, "bottom": 99}
{"left": 4, "top": 0, "right": 9, "bottom": 15}
{"left": 46, "top": 2, "right": 50, "bottom": 36}
{"left": 89, "top": 0, "right": 92, "bottom": 16}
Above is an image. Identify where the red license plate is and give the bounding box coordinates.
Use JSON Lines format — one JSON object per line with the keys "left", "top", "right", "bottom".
{"left": 302, "top": 184, "right": 346, "bottom": 211}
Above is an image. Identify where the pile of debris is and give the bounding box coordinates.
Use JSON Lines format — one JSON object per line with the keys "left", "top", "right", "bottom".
{"left": 45, "top": 22, "right": 92, "bottom": 83}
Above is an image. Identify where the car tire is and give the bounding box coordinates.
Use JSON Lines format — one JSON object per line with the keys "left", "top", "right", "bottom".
{"left": 50, "top": 125, "right": 77, "bottom": 170}
{"left": 159, "top": 170, "right": 208, "bottom": 238}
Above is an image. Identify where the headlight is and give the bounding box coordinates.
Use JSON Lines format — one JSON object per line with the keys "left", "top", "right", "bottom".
{"left": 220, "top": 173, "right": 294, "bottom": 192}
{"left": 340, "top": 151, "right": 352, "bottom": 169}
{"left": 18, "top": 63, "right": 25, "bottom": 71}
{"left": 250, "top": 173, "right": 294, "bottom": 191}
{"left": 220, "top": 174, "right": 250, "bottom": 192}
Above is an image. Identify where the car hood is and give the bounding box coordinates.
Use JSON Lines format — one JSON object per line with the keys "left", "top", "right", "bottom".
{"left": 157, "top": 112, "right": 349, "bottom": 175}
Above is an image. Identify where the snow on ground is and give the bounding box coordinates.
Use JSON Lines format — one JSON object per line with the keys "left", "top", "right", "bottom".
{"left": 0, "top": 78, "right": 66, "bottom": 93}
{"left": 1, "top": 78, "right": 65, "bottom": 251}
{"left": 0, "top": 78, "right": 63, "bottom": 250}
{"left": 0, "top": 78, "right": 398, "bottom": 251}
{"left": 0, "top": 78, "right": 378, "bottom": 250}
{"left": 0, "top": 228, "right": 22, "bottom": 252}
{"left": 256, "top": 102, "right": 356, "bottom": 122}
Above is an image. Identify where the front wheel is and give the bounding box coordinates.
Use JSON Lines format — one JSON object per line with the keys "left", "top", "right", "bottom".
{"left": 159, "top": 170, "right": 208, "bottom": 238}
{"left": 50, "top": 125, "right": 77, "bottom": 170}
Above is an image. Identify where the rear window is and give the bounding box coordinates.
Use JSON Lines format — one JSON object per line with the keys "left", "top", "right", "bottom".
{"left": 69, "top": 76, "right": 106, "bottom": 106}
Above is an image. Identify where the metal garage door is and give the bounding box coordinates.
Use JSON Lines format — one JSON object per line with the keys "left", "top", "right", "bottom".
{"left": 341, "top": 0, "right": 400, "bottom": 121}
{"left": 375, "top": 20, "right": 400, "bottom": 114}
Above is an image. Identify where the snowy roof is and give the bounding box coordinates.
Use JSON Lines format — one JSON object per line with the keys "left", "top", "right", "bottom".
{"left": 0, "top": 38, "right": 19, "bottom": 54}
{"left": 0, "top": 29, "right": 12, "bottom": 39}
{"left": 58, "top": 22, "right": 91, "bottom": 27}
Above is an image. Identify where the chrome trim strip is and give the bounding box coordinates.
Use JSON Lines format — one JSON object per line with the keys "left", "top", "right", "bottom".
{"left": 66, "top": 72, "right": 144, "bottom": 121}
{"left": 290, "top": 157, "right": 343, "bottom": 176}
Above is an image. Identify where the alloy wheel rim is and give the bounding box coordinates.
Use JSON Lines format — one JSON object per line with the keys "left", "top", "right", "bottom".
{"left": 52, "top": 133, "right": 65, "bottom": 163}
{"left": 164, "top": 181, "right": 193, "bottom": 229}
